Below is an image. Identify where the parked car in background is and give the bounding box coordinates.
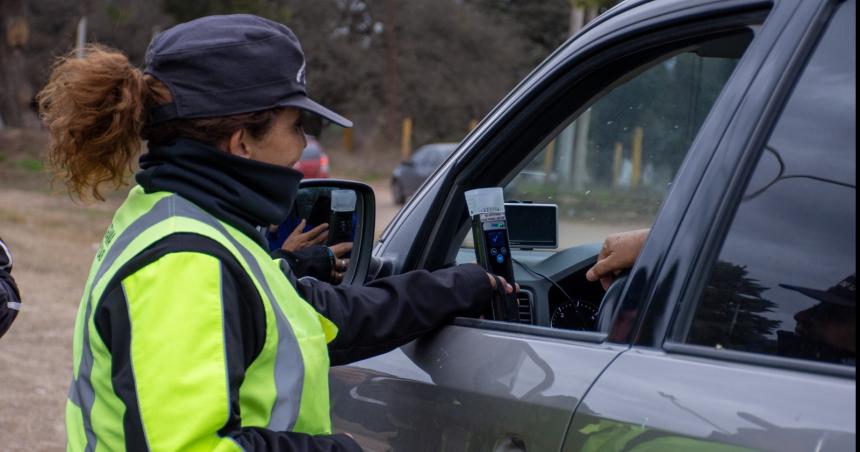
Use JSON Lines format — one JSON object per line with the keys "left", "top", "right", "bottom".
{"left": 390, "top": 143, "right": 457, "bottom": 204}
{"left": 325, "top": 0, "right": 856, "bottom": 450}
{"left": 293, "top": 135, "right": 330, "bottom": 179}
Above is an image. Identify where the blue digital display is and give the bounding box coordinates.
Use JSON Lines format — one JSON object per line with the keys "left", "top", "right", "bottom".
{"left": 488, "top": 230, "right": 505, "bottom": 246}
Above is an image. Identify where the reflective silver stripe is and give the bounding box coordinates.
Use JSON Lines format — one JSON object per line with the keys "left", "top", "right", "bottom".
{"left": 70, "top": 196, "right": 178, "bottom": 452}
{"left": 70, "top": 295, "right": 98, "bottom": 452}
{"left": 168, "top": 196, "right": 304, "bottom": 431}
{"left": 6, "top": 301, "right": 20, "bottom": 310}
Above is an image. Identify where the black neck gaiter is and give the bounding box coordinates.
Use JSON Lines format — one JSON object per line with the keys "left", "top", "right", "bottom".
{"left": 136, "top": 138, "right": 303, "bottom": 246}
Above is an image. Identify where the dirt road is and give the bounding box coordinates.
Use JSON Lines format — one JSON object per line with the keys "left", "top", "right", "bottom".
{"left": 0, "top": 184, "right": 119, "bottom": 450}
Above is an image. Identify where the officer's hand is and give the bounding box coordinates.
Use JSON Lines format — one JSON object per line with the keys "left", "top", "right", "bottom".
{"left": 487, "top": 274, "right": 517, "bottom": 294}
{"left": 281, "top": 220, "right": 329, "bottom": 253}
{"left": 586, "top": 228, "right": 649, "bottom": 290}
{"left": 329, "top": 242, "right": 353, "bottom": 283}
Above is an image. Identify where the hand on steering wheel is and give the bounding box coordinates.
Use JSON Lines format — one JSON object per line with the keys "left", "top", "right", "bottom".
{"left": 586, "top": 229, "right": 649, "bottom": 290}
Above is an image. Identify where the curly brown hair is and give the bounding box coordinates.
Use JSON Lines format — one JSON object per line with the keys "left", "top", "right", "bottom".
{"left": 36, "top": 44, "right": 281, "bottom": 201}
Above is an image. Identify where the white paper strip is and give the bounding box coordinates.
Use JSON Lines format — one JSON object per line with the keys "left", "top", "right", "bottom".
{"left": 331, "top": 190, "right": 357, "bottom": 212}
{"left": 465, "top": 187, "right": 505, "bottom": 217}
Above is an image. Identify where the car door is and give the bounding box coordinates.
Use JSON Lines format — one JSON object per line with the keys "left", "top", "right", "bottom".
{"left": 331, "top": 1, "right": 791, "bottom": 451}
{"left": 564, "top": 1, "right": 855, "bottom": 451}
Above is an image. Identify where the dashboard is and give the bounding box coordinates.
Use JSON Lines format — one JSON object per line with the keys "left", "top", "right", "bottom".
{"left": 455, "top": 243, "right": 608, "bottom": 331}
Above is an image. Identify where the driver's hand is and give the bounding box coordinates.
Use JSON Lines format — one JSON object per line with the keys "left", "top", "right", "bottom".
{"left": 586, "top": 228, "right": 650, "bottom": 290}
{"left": 281, "top": 219, "right": 329, "bottom": 253}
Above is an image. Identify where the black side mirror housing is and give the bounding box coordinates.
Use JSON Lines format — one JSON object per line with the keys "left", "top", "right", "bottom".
{"left": 283, "top": 179, "right": 375, "bottom": 285}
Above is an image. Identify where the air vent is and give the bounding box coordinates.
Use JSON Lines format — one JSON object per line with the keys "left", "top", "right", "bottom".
{"left": 516, "top": 291, "right": 533, "bottom": 324}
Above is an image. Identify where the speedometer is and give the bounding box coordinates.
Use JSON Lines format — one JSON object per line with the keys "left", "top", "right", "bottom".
{"left": 550, "top": 300, "right": 598, "bottom": 331}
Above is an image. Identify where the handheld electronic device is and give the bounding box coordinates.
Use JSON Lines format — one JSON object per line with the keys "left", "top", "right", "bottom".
{"left": 328, "top": 190, "right": 356, "bottom": 246}
{"left": 465, "top": 188, "right": 519, "bottom": 322}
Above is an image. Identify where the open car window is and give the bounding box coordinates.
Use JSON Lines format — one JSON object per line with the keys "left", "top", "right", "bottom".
{"left": 452, "top": 28, "right": 759, "bottom": 332}
{"left": 501, "top": 32, "right": 752, "bottom": 251}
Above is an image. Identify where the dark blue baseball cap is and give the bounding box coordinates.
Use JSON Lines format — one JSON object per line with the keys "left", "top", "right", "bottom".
{"left": 144, "top": 14, "right": 352, "bottom": 128}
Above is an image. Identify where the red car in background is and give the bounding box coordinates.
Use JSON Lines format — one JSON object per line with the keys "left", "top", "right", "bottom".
{"left": 293, "top": 135, "right": 330, "bottom": 178}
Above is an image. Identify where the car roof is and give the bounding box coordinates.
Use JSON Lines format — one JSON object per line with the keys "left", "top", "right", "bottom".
{"left": 417, "top": 143, "right": 458, "bottom": 154}
{"left": 301, "top": 141, "right": 323, "bottom": 159}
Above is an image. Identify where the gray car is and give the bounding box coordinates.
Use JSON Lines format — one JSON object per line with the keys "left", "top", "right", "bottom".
{"left": 328, "top": 0, "right": 856, "bottom": 450}
{"left": 391, "top": 143, "right": 458, "bottom": 204}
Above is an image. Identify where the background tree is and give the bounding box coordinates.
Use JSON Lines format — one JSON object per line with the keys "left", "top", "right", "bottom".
{"left": 689, "top": 261, "right": 782, "bottom": 354}
{"left": 0, "top": 0, "right": 34, "bottom": 128}
{"left": 1, "top": 0, "right": 618, "bottom": 152}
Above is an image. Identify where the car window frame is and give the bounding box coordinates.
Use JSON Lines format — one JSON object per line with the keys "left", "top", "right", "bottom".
{"left": 655, "top": 0, "right": 856, "bottom": 379}
{"left": 421, "top": 8, "right": 776, "bottom": 344}
{"left": 374, "top": 1, "right": 774, "bottom": 258}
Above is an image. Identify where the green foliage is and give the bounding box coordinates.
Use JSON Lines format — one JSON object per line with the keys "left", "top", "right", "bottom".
{"left": 162, "top": 0, "right": 293, "bottom": 23}
{"left": 105, "top": 4, "right": 131, "bottom": 25}
{"left": 570, "top": 0, "right": 616, "bottom": 8}
{"left": 508, "top": 181, "right": 663, "bottom": 222}
{"left": 14, "top": 158, "right": 44, "bottom": 172}
{"left": 14, "top": 0, "right": 622, "bottom": 149}
{"left": 468, "top": 0, "right": 572, "bottom": 66}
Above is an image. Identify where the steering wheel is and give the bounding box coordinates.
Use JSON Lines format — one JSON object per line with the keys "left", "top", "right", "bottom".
{"left": 595, "top": 271, "right": 629, "bottom": 333}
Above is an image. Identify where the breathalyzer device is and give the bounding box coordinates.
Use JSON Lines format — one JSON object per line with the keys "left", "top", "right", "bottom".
{"left": 465, "top": 188, "right": 519, "bottom": 322}
{"left": 328, "top": 190, "right": 356, "bottom": 248}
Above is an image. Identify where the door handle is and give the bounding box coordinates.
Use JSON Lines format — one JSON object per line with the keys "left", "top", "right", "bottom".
{"left": 493, "top": 435, "right": 526, "bottom": 452}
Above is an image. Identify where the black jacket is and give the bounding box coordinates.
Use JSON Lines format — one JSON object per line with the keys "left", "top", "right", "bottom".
{"left": 93, "top": 140, "right": 491, "bottom": 451}
{"left": 0, "top": 236, "right": 21, "bottom": 339}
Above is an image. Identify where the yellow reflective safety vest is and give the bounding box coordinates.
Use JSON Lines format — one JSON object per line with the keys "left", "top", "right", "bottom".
{"left": 66, "top": 187, "right": 338, "bottom": 451}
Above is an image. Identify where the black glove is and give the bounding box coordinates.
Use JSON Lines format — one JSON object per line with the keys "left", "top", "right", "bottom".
{"left": 488, "top": 274, "right": 519, "bottom": 322}
{"left": 0, "top": 237, "right": 21, "bottom": 339}
{"left": 271, "top": 245, "right": 335, "bottom": 282}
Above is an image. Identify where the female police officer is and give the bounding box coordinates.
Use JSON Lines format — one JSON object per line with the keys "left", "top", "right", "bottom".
{"left": 38, "top": 15, "right": 508, "bottom": 451}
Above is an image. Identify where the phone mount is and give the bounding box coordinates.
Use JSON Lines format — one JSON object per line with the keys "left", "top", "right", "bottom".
{"left": 465, "top": 188, "right": 520, "bottom": 322}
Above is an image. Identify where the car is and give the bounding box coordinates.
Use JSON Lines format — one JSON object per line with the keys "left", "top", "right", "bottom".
{"left": 390, "top": 143, "right": 458, "bottom": 204}
{"left": 293, "top": 135, "right": 330, "bottom": 178}
{"left": 321, "top": 0, "right": 856, "bottom": 450}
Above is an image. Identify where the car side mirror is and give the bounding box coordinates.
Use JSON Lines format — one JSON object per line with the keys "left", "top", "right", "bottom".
{"left": 274, "top": 179, "right": 375, "bottom": 285}
{"left": 401, "top": 159, "right": 415, "bottom": 167}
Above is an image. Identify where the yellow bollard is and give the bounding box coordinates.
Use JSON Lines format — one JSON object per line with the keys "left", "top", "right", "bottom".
{"left": 631, "top": 127, "right": 643, "bottom": 189}
{"left": 401, "top": 117, "right": 413, "bottom": 159}
{"left": 613, "top": 142, "right": 623, "bottom": 189}
{"left": 343, "top": 128, "right": 353, "bottom": 154}
{"left": 544, "top": 140, "right": 556, "bottom": 175}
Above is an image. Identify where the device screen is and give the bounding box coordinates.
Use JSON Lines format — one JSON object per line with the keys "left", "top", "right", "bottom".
{"left": 484, "top": 228, "right": 511, "bottom": 275}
